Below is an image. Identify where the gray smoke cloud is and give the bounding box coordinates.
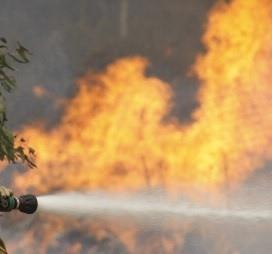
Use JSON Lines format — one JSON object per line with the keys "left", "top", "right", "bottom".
{"left": 0, "top": 0, "right": 215, "bottom": 127}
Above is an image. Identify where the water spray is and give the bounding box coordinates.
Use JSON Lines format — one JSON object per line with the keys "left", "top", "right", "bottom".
{"left": 0, "top": 194, "right": 38, "bottom": 214}
{"left": 37, "top": 192, "right": 272, "bottom": 222}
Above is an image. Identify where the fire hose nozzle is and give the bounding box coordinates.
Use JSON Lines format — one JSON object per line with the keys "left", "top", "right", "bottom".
{"left": 0, "top": 194, "right": 38, "bottom": 214}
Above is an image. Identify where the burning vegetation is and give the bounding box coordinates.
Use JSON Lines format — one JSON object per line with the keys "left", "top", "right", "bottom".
{"left": 3, "top": 0, "right": 272, "bottom": 253}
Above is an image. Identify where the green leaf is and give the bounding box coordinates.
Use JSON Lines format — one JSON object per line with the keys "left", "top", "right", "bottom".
{"left": 0, "top": 55, "right": 15, "bottom": 70}
{"left": 8, "top": 42, "right": 31, "bottom": 64}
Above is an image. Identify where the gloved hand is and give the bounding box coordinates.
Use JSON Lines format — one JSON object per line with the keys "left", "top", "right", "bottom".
{"left": 0, "top": 186, "right": 13, "bottom": 198}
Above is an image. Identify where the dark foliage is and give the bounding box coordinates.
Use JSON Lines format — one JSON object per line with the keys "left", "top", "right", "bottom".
{"left": 0, "top": 38, "right": 35, "bottom": 167}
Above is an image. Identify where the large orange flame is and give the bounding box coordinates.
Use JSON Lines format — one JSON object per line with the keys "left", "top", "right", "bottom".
{"left": 13, "top": 0, "right": 272, "bottom": 197}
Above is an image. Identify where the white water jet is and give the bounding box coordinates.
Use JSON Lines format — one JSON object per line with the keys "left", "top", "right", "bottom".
{"left": 37, "top": 192, "right": 272, "bottom": 221}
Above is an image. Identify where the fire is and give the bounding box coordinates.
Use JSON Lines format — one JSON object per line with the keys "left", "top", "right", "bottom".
{"left": 13, "top": 0, "right": 272, "bottom": 196}
{"left": 193, "top": 0, "right": 272, "bottom": 184}
{"left": 6, "top": 0, "right": 272, "bottom": 253}
{"left": 13, "top": 56, "right": 232, "bottom": 195}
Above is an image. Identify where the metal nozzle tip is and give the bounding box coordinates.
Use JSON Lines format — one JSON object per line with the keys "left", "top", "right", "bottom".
{"left": 18, "top": 194, "right": 38, "bottom": 214}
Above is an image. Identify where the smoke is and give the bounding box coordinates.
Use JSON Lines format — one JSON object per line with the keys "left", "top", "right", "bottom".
{"left": 0, "top": 0, "right": 215, "bottom": 128}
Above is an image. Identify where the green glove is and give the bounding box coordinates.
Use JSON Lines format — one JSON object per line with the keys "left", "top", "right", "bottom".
{"left": 0, "top": 186, "right": 13, "bottom": 197}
